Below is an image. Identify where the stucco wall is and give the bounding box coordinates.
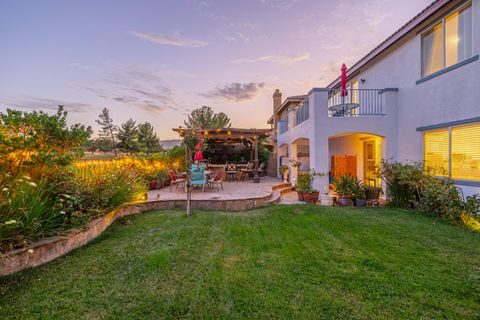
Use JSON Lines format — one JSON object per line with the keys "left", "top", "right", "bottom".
{"left": 351, "top": 0, "right": 479, "bottom": 161}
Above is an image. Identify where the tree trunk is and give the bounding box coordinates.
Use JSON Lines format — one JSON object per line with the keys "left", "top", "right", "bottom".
{"left": 186, "top": 146, "right": 192, "bottom": 216}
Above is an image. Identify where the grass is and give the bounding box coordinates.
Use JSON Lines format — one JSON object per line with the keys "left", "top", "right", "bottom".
{"left": 1, "top": 206, "right": 479, "bottom": 319}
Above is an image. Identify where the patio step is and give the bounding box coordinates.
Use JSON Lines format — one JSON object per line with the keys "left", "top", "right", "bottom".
{"left": 279, "top": 186, "right": 295, "bottom": 195}
{"left": 266, "top": 183, "right": 295, "bottom": 205}
{"left": 272, "top": 182, "right": 292, "bottom": 191}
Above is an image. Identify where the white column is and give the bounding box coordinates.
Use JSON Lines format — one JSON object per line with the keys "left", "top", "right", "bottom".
{"left": 308, "top": 88, "right": 330, "bottom": 192}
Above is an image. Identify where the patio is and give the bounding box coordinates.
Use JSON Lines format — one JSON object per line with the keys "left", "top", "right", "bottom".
{"left": 148, "top": 176, "right": 285, "bottom": 202}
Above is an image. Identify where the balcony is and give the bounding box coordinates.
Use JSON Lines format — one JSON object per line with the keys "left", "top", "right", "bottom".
{"left": 328, "top": 89, "right": 385, "bottom": 117}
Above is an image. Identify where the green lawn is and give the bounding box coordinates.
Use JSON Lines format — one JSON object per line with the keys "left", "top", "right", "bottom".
{"left": 1, "top": 206, "right": 479, "bottom": 319}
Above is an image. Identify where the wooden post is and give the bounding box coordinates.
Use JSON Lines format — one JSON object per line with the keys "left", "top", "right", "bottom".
{"left": 185, "top": 146, "right": 192, "bottom": 216}
{"left": 253, "top": 137, "right": 260, "bottom": 183}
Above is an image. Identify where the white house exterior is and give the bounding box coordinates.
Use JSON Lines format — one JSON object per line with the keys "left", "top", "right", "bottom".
{"left": 270, "top": 0, "right": 480, "bottom": 197}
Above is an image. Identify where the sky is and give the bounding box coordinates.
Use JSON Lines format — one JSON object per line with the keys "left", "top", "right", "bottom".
{"left": 0, "top": 0, "right": 433, "bottom": 139}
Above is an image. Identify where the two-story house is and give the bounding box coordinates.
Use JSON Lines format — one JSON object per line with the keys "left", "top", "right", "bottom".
{"left": 269, "top": 0, "right": 480, "bottom": 197}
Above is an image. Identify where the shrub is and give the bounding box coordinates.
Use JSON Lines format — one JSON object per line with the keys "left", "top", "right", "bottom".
{"left": 416, "top": 176, "right": 464, "bottom": 222}
{"left": 464, "top": 195, "right": 480, "bottom": 219}
{"left": 0, "top": 176, "right": 67, "bottom": 252}
{"left": 378, "top": 160, "right": 424, "bottom": 208}
{"left": 68, "top": 162, "right": 147, "bottom": 223}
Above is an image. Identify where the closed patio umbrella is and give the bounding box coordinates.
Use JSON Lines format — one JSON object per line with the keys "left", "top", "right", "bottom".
{"left": 341, "top": 63, "right": 348, "bottom": 97}
{"left": 194, "top": 132, "right": 203, "bottom": 161}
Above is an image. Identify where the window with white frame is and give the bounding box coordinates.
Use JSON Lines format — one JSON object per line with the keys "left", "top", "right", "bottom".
{"left": 421, "top": 2, "right": 472, "bottom": 77}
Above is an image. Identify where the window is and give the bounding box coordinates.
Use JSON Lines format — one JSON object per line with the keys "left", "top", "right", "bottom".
{"left": 424, "top": 123, "right": 480, "bottom": 181}
{"left": 421, "top": 3, "right": 472, "bottom": 77}
{"left": 451, "top": 124, "right": 480, "bottom": 180}
{"left": 278, "top": 113, "right": 288, "bottom": 134}
{"left": 294, "top": 99, "right": 309, "bottom": 126}
{"left": 424, "top": 129, "right": 449, "bottom": 176}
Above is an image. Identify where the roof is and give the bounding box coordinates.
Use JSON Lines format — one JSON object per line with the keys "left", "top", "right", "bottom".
{"left": 173, "top": 127, "right": 271, "bottom": 142}
{"left": 327, "top": 0, "right": 451, "bottom": 88}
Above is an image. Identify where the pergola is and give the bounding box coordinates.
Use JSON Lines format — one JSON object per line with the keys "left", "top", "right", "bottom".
{"left": 173, "top": 127, "right": 271, "bottom": 183}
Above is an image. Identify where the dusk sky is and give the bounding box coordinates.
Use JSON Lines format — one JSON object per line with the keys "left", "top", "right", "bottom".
{"left": 0, "top": 0, "right": 432, "bottom": 139}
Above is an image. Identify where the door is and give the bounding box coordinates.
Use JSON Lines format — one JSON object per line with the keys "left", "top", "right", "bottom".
{"left": 364, "top": 141, "right": 377, "bottom": 186}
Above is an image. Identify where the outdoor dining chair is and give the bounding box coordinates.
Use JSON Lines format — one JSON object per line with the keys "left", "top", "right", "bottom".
{"left": 208, "top": 169, "right": 226, "bottom": 191}
{"left": 191, "top": 164, "right": 207, "bottom": 191}
{"left": 225, "top": 162, "right": 238, "bottom": 181}
{"left": 169, "top": 169, "right": 186, "bottom": 191}
{"left": 240, "top": 161, "right": 255, "bottom": 181}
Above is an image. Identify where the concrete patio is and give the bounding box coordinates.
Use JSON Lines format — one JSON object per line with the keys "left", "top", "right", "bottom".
{"left": 148, "top": 177, "right": 285, "bottom": 202}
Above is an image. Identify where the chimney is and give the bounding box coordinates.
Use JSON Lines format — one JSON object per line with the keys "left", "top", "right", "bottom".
{"left": 272, "top": 89, "right": 282, "bottom": 145}
{"left": 273, "top": 89, "right": 282, "bottom": 112}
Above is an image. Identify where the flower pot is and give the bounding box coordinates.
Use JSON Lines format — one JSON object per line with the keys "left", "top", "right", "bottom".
{"left": 365, "top": 188, "right": 381, "bottom": 200}
{"left": 297, "top": 191, "right": 304, "bottom": 201}
{"left": 148, "top": 179, "right": 158, "bottom": 190}
{"left": 320, "top": 194, "right": 335, "bottom": 206}
{"left": 354, "top": 198, "right": 366, "bottom": 207}
{"left": 337, "top": 195, "right": 353, "bottom": 207}
{"left": 304, "top": 192, "right": 319, "bottom": 204}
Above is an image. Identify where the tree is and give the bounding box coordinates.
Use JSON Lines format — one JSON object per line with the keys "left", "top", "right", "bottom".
{"left": 95, "top": 108, "right": 117, "bottom": 156}
{"left": 117, "top": 119, "right": 139, "bottom": 154}
{"left": 184, "top": 106, "right": 231, "bottom": 129}
{"left": 138, "top": 122, "right": 160, "bottom": 153}
{"left": 0, "top": 105, "right": 92, "bottom": 178}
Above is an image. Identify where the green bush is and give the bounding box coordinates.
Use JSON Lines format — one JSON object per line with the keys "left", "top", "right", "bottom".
{"left": 378, "top": 160, "right": 424, "bottom": 208}
{"left": 464, "top": 195, "right": 480, "bottom": 219}
{"left": 0, "top": 176, "right": 67, "bottom": 252}
{"left": 416, "top": 176, "right": 464, "bottom": 222}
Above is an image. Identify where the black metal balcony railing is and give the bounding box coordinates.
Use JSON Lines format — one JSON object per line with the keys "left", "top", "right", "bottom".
{"left": 328, "top": 89, "right": 384, "bottom": 117}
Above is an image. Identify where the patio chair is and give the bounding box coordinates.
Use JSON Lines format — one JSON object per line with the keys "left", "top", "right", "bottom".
{"left": 240, "top": 161, "right": 255, "bottom": 181}
{"left": 174, "top": 168, "right": 187, "bottom": 179}
{"left": 225, "top": 162, "right": 238, "bottom": 181}
{"left": 257, "top": 162, "right": 266, "bottom": 177}
{"left": 208, "top": 170, "right": 226, "bottom": 191}
{"left": 169, "top": 169, "right": 186, "bottom": 191}
{"left": 191, "top": 165, "right": 207, "bottom": 191}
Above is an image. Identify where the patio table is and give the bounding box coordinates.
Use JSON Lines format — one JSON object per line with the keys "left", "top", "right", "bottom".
{"left": 328, "top": 103, "right": 359, "bottom": 116}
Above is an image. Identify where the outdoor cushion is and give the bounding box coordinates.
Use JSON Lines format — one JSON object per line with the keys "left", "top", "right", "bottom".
{"left": 169, "top": 169, "right": 177, "bottom": 181}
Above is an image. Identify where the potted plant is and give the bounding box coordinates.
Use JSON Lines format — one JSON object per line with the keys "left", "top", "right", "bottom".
{"left": 296, "top": 172, "right": 310, "bottom": 201}
{"left": 280, "top": 165, "right": 289, "bottom": 183}
{"left": 299, "top": 170, "right": 325, "bottom": 204}
{"left": 364, "top": 185, "right": 382, "bottom": 200}
{"left": 332, "top": 174, "right": 358, "bottom": 207}
{"left": 353, "top": 183, "right": 366, "bottom": 207}
{"left": 146, "top": 173, "right": 158, "bottom": 190}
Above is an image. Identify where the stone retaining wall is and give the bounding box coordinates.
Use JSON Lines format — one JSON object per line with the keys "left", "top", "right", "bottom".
{"left": 0, "top": 193, "right": 274, "bottom": 277}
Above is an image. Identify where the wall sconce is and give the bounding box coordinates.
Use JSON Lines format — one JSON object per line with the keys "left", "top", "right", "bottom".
{"left": 360, "top": 79, "right": 366, "bottom": 84}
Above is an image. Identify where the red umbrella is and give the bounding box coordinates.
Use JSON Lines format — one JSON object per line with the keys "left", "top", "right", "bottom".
{"left": 194, "top": 131, "right": 203, "bottom": 161}
{"left": 340, "top": 63, "right": 348, "bottom": 97}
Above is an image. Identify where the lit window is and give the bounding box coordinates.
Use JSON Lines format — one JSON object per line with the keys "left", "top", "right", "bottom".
{"left": 451, "top": 124, "right": 480, "bottom": 180}
{"left": 421, "top": 23, "right": 444, "bottom": 76}
{"left": 445, "top": 5, "right": 472, "bottom": 67}
{"left": 424, "top": 129, "right": 449, "bottom": 176}
{"left": 421, "top": 3, "right": 472, "bottom": 77}
{"left": 424, "top": 122, "right": 480, "bottom": 181}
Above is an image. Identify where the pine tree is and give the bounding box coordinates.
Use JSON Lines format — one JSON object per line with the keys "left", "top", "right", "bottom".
{"left": 117, "top": 119, "right": 139, "bottom": 154}
{"left": 95, "top": 108, "right": 117, "bottom": 156}
{"left": 138, "top": 122, "right": 160, "bottom": 153}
